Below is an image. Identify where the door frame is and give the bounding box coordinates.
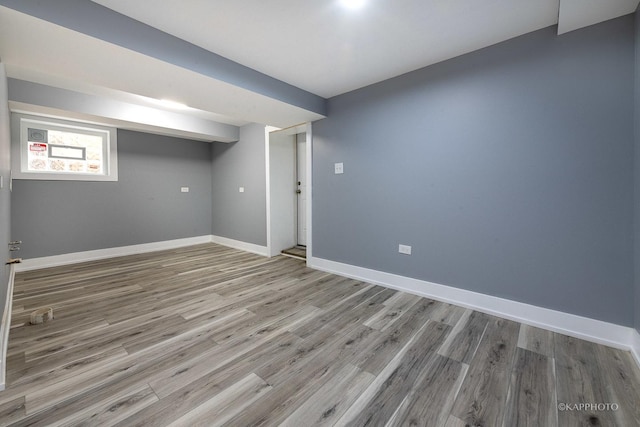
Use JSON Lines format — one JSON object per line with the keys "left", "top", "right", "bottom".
{"left": 265, "top": 122, "right": 312, "bottom": 262}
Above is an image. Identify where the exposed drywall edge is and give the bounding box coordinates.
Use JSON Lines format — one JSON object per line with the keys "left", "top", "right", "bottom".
{"left": 14, "top": 236, "right": 213, "bottom": 272}
{"left": 0, "top": 264, "right": 15, "bottom": 391}
{"left": 308, "top": 256, "right": 640, "bottom": 365}
{"left": 211, "top": 235, "right": 268, "bottom": 257}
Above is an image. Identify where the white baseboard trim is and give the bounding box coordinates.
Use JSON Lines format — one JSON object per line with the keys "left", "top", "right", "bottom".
{"left": 210, "top": 235, "right": 268, "bottom": 257}
{"left": 308, "top": 256, "right": 639, "bottom": 361}
{"left": 14, "top": 236, "right": 213, "bottom": 272}
{"left": 0, "top": 264, "right": 16, "bottom": 391}
{"left": 631, "top": 329, "right": 640, "bottom": 368}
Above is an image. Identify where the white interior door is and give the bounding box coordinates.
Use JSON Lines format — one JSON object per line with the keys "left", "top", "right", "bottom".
{"left": 296, "top": 134, "right": 307, "bottom": 246}
{"left": 267, "top": 130, "right": 296, "bottom": 257}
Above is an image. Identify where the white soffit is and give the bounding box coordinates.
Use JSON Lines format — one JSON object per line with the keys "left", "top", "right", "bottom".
{"left": 0, "top": 6, "right": 324, "bottom": 129}
{"left": 558, "top": 0, "right": 640, "bottom": 35}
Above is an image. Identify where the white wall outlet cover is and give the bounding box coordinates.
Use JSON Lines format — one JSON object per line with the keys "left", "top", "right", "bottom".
{"left": 239, "top": 187, "right": 245, "bottom": 193}
{"left": 398, "top": 244, "right": 412, "bottom": 255}
{"left": 181, "top": 187, "right": 189, "bottom": 193}
{"left": 334, "top": 162, "right": 344, "bottom": 174}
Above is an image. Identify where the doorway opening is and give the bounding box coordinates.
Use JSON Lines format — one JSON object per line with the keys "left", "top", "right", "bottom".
{"left": 266, "top": 123, "right": 311, "bottom": 261}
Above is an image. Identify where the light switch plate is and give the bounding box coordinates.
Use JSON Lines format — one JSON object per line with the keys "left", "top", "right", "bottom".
{"left": 239, "top": 187, "right": 245, "bottom": 193}
{"left": 181, "top": 187, "right": 189, "bottom": 193}
{"left": 334, "top": 163, "right": 344, "bottom": 174}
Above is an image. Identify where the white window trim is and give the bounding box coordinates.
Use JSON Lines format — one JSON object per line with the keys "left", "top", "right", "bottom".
{"left": 12, "top": 113, "right": 118, "bottom": 182}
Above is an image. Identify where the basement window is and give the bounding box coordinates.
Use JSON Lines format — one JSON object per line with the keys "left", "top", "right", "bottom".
{"left": 13, "top": 114, "right": 118, "bottom": 181}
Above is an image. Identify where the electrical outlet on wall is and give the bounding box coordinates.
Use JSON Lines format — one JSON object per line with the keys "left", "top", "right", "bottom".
{"left": 334, "top": 163, "right": 344, "bottom": 174}
{"left": 398, "top": 244, "right": 412, "bottom": 255}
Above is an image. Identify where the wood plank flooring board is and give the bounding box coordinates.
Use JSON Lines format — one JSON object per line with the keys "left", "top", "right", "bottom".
{"left": 517, "top": 324, "right": 555, "bottom": 358}
{"left": 450, "top": 317, "right": 520, "bottom": 427}
{"left": 287, "top": 290, "right": 391, "bottom": 353}
{"left": 244, "top": 274, "right": 368, "bottom": 316}
{"left": 24, "top": 335, "right": 219, "bottom": 418}
{"left": 426, "top": 301, "right": 471, "bottom": 326}
{"left": 304, "top": 277, "right": 371, "bottom": 310}
{"left": 22, "top": 321, "right": 121, "bottom": 363}
{"left": 224, "top": 346, "right": 357, "bottom": 426}
{"left": 21, "top": 312, "right": 187, "bottom": 362}
{"left": 166, "top": 373, "right": 271, "bottom": 427}
{"left": 385, "top": 354, "right": 468, "bottom": 427}
{"left": 254, "top": 325, "right": 359, "bottom": 389}
{"left": 110, "top": 347, "right": 277, "bottom": 426}
{"left": 210, "top": 305, "right": 321, "bottom": 345}
{"left": 0, "top": 397, "right": 26, "bottom": 425}
{"left": 336, "top": 321, "right": 449, "bottom": 425}
{"left": 14, "top": 384, "right": 159, "bottom": 427}
{"left": 558, "top": 337, "right": 640, "bottom": 427}
{"left": 7, "top": 318, "right": 110, "bottom": 353}
{"left": 149, "top": 332, "right": 302, "bottom": 399}
{"left": 14, "top": 284, "right": 144, "bottom": 313}
{"left": 15, "top": 287, "right": 150, "bottom": 325}
{"left": 280, "top": 363, "right": 375, "bottom": 427}
{"left": 3, "top": 243, "right": 639, "bottom": 426}
{"left": 554, "top": 334, "right": 623, "bottom": 427}
{"left": 503, "top": 348, "right": 557, "bottom": 427}
{"left": 8, "top": 345, "right": 129, "bottom": 388}
{"left": 363, "top": 292, "right": 422, "bottom": 331}
{"left": 354, "top": 300, "right": 450, "bottom": 376}
{"left": 594, "top": 345, "right": 640, "bottom": 426}
{"left": 122, "top": 309, "right": 252, "bottom": 355}
{"left": 0, "top": 346, "right": 129, "bottom": 409}
{"left": 287, "top": 285, "right": 383, "bottom": 340}
{"left": 436, "top": 309, "right": 490, "bottom": 364}
{"left": 443, "top": 415, "right": 468, "bottom": 427}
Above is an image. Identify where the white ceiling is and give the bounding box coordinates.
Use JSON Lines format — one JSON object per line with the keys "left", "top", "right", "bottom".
{"left": 91, "top": 0, "right": 560, "bottom": 98}
{"left": 559, "top": 0, "right": 640, "bottom": 35}
{"left": 91, "top": 0, "right": 639, "bottom": 97}
{"left": 0, "top": 0, "right": 638, "bottom": 138}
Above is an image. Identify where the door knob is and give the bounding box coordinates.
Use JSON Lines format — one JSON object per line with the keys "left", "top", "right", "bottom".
{"left": 296, "top": 189, "right": 301, "bottom": 194}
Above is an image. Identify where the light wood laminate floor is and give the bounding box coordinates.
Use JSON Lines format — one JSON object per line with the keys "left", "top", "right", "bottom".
{"left": 2, "top": 243, "right": 639, "bottom": 426}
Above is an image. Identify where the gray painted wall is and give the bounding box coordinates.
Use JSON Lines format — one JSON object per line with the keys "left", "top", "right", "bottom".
{"left": 0, "top": 62, "right": 11, "bottom": 321}
{"left": 635, "top": 9, "right": 640, "bottom": 334}
{"left": 211, "top": 123, "right": 267, "bottom": 246}
{"left": 313, "top": 18, "right": 635, "bottom": 326}
{"left": 11, "top": 129, "right": 213, "bottom": 258}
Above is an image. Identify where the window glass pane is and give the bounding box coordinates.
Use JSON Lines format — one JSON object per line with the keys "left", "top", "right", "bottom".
{"left": 15, "top": 114, "right": 118, "bottom": 182}
{"left": 25, "top": 125, "right": 106, "bottom": 175}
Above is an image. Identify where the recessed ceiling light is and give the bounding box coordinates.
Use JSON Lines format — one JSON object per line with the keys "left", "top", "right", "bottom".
{"left": 340, "top": 0, "right": 366, "bottom": 10}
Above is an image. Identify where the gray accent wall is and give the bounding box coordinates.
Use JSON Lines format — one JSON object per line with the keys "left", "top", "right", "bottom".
{"left": 313, "top": 18, "right": 635, "bottom": 326}
{"left": 11, "top": 129, "right": 213, "bottom": 259}
{"left": 211, "top": 123, "right": 267, "bottom": 246}
{"left": 0, "top": 62, "right": 10, "bottom": 321}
